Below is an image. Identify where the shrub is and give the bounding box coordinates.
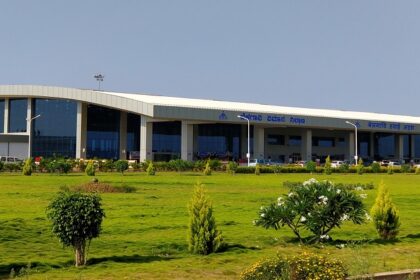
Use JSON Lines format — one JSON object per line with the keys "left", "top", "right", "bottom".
{"left": 371, "top": 162, "right": 381, "bottom": 173}
{"left": 416, "top": 167, "right": 420, "bottom": 175}
{"left": 240, "top": 252, "right": 347, "bottom": 280}
{"left": 387, "top": 165, "right": 394, "bottom": 175}
{"left": 187, "top": 183, "right": 222, "bottom": 254}
{"left": 98, "top": 160, "right": 114, "bottom": 172}
{"left": 146, "top": 161, "right": 156, "bottom": 175}
{"left": 72, "top": 182, "right": 136, "bottom": 193}
{"left": 203, "top": 161, "right": 212, "bottom": 176}
{"left": 22, "top": 158, "right": 33, "bottom": 176}
{"left": 208, "top": 159, "right": 222, "bottom": 171}
{"left": 255, "top": 164, "right": 261, "bottom": 175}
{"left": 324, "top": 156, "right": 332, "bottom": 175}
{"left": 114, "top": 160, "right": 129, "bottom": 175}
{"left": 169, "top": 159, "right": 193, "bottom": 172}
{"left": 401, "top": 164, "right": 410, "bottom": 173}
{"left": 339, "top": 162, "right": 350, "bottom": 173}
{"left": 225, "top": 161, "right": 238, "bottom": 175}
{"left": 85, "top": 161, "right": 95, "bottom": 176}
{"left": 305, "top": 160, "right": 316, "bottom": 173}
{"left": 255, "top": 178, "right": 367, "bottom": 243}
{"left": 371, "top": 182, "right": 400, "bottom": 240}
{"left": 356, "top": 158, "right": 364, "bottom": 174}
{"left": 46, "top": 192, "right": 105, "bottom": 266}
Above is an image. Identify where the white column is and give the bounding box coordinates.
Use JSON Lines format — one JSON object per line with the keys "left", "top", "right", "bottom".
{"left": 301, "top": 129, "right": 312, "bottom": 161}
{"left": 410, "top": 135, "right": 416, "bottom": 159}
{"left": 140, "top": 116, "right": 153, "bottom": 162}
{"left": 395, "top": 134, "right": 404, "bottom": 162}
{"left": 76, "top": 102, "right": 87, "bottom": 159}
{"left": 3, "top": 98, "right": 8, "bottom": 133}
{"left": 348, "top": 132, "right": 355, "bottom": 161}
{"left": 26, "top": 98, "right": 32, "bottom": 158}
{"left": 181, "top": 121, "right": 194, "bottom": 161}
{"left": 253, "top": 126, "right": 265, "bottom": 159}
{"left": 240, "top": 124, "right": 247, "bottom": 159}
{"left": 119, "top": 111, "right": 127, "bottom": 160}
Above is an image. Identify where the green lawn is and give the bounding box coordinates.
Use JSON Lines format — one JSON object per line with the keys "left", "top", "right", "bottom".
{"left": 0, "top": 172, "right": 419, "bottom": 279}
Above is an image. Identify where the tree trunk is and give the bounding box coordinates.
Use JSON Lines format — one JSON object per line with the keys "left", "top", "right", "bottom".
{"left": 75, "top": 240, "right": 86, "bottom": 267}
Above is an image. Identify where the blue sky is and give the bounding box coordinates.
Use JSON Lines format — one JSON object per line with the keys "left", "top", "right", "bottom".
{"left": 1, "top": 1, "right": 420, "bottom": 115}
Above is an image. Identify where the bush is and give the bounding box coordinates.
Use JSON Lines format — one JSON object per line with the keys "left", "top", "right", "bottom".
{"left": 208, "top": 159, "right": 222, "bottom": 171}
{"left": 188, "top": 183, "right": 222, "bottom": 254}
{"left": 387, "top": 165, "right": 394, "bottom": 175}
{"left": 324, "top": 156, "right": 332, "bottom": 175}
{"left": 226, "top": 161, "right": 238, "bottom": 175}
{"left": 240, "top": 252, "right": 347, "bottom": 280}
{"left": 371, "top": 182, "right": 400, "bottom": 240}
{"left": 371, "top": 162, "right": 381, "bottom": 173}
{"left": 255, "top": 164, "right": 261, "bottom": 175}
{"left": 114, "top": 160, "right": 129, "bottom": 175}
{"left": 401, "top": 164, "right": 410, "bottom": 173}
{"left": 416, "top": 167, "right": 420, "bottom": 175}
{"left": 356, "top": 158, "right": 364, "bottom": 174}
{"left": 98, "top": 160, "right": 114, "bottom": 172}
{"left": 85, "top": 161, "right": 96, "bottom": 176}
{"left": 3, "top": 162, "right": 22, "bottom": 172}
{"left": 72, "top": 182, "right": 136, "bottom": 193}
{"left": 203, "top": 161, "right": 212, "bottom": 176}
{"left": 305, "top": 160, "right": 316, "bottom": 173}
{"left": 339, "top": 162, "right": 350, "bottom": 173}
{"left": 255, "top": 178, "right": 367, "bottom": 243}
{"left": 22, "top": 158, "right": 33, "bottom": 176}
{"left": 46, "top": 191, "right": 105, "bottom": 266}
{"left": 169, "top": 159, "right": 193, "bottom": 172}
{"left": 146, "top": 161, "right": 156, "bottom": 175}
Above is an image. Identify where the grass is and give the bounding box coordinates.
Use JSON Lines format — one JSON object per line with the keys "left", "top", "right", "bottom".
{"left": 0, "top": 172, "right": 419, "bottom": 279}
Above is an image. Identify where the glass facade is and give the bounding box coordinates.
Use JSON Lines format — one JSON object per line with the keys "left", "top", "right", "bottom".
{"left": 197, "top": 124, "right": 240, "bottom": 160}
{"left": 358, "top": 133, "right": 370, "bottom": 159}
{"left": 127, "top": 113, "right": 141, "bottom": 159}
{"left": 312, "top": 137, "right": 335, "bottom": 147}
{"left": 0, "top": 99, "right": 4, "bottom": 133}
{"left": 288, "top": 135, "right": 302, "bottom": 146}
{"left": 402, "top": 135, "right": 410, "bottom": 159}
{"left": 87, "top": 105, "right": 120, "bottom": 159}
{"left": 8, "top": 99, "right": 28, "bottom": 133}
{"left": 32, "top": 99, "right": 77, "bottom": 158}
{"left": 415, "top": 135, "right": 420, "bottom": 158}
{"left": 153, "top": 121, "right": 181, "bottom": 161}
{"left": 374, "top": 133, "right": 394, "bottom": 159}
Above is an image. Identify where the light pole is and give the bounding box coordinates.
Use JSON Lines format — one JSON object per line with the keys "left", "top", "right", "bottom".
{"left": 27, "top": 114, "right": 41, "bottom": 159}
{"left": 94, "top": 74, "right": 104, "bottom": 90}
{"left": 345, "top": 121, "right": 358, "bottom": 164}
{"left": 237, "top": 115, "right": 250, "bottom": 167}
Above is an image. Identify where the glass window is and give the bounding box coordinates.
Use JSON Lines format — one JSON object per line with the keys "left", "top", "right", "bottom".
{"left": 153, "top": 121, "right": 181, "bottom": 161}
{"left": 0, "top": 99, "right": 4, "bottom": 133}
{"left": 127, "top": 113, "right": 141, "bottom": 159}
{"left": 403, "top": 135, "right": 410, "bottom": 158}
{"left": 267, "top": 134, "right": 284, "bottom": 145}
{"left": 374, "top": 133, "right": 394, "bottom": 159}
{"left": 9, "top": 99, "right": 27, "bottom": 133}
{"left": 313, "top": 137, "right": 335, "bottom": 147}
{"left": 415, "top": 135, "right": 420, "bottom": 158}
{"left": 32, "top": 99, "right": 77, "bottom": 158}
{"left": 288, "top": 136, "right": 302, "bottom": 146}
{"left": 336, "top": 137, "right": 346, "bottom": 147}
{"left": 87, "top": 105, "right": 120, "bottom": 159}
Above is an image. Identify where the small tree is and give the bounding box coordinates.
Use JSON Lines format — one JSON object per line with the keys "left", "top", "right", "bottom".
{"left": 226, "top": 161, "right": 238, "bottom": 175}
{"left": 371, "top": 162, "right": 381, "bottom": 173}
{"left": 22, "top": 158, "right": 33, "bottom": 176}
{"left": 46, "top": 192, "right": 105, "bottom": 266}
{"left": 188, "top": 183, "right": 223, "bottom": 254}
{"left": 305, "top": 161, "right": 316, "bottom": 173}
{"left": 356, "top": 158, "right": 364, "bottom": 175}
{"left": 203, "top": 161, "right": 212, "bottom": 176}
{"left": 387, "top": 165, "right": 394, "bottom": 175}
{"left": 146, "top": 161, "right": 156, "bottom": 175}
{"left": 324, "top": 156, "right": 332, "bottom": 175}
{"left": 85, "top": 161, "right": 95, "bottom": 176}
{"left": 114, "top": 160, "right": 129, "bottom": 175}
{"left": 371, "top": 182, "right": 400, "bottom": 240}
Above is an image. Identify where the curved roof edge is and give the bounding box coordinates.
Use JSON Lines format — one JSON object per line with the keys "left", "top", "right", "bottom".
{"left": 0, "top": 85, "right": 154, "bottom": 117}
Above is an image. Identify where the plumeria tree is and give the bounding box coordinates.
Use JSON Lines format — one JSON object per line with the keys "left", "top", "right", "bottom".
{"left": 255, "top": 178, "right": 368, "bottom": 243}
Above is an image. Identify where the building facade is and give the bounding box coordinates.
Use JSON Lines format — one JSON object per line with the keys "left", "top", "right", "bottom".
{"left": 1, "top": 85, "right": 420, "bottom": 163}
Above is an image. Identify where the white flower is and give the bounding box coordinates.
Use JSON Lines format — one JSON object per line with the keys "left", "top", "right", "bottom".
{"left": 320, "top": 234, "right": 330, "bottom": 240}
{"left": 260, "top": 213, "right": 265, "bottom": 218}
{"left": 303, "top": 178, "right": 318, "bottom": 186}
{"left": 340, "top": 214, "right": 349, "bottom": 221}
{"left": 277, "top": 197, "right": 284, "bottom": 206}
{"left": 365, "top": 212, "right": 371, "bottom": 221}
{"left": 300, "top": 216, "right": 307, "bottom": 222}
{"left": 260, "top": 206, "right": 265, "bottom": 210}
{"left": 318, "top": 195, "right": 328, "bottom": 205}
{"left": 336, "top": 189, "right": 341, "bottom": 194}
{"left": 307, "top": 212, "right": 312, "bottom": 217}
{"left": 355, "top": 186, "right": 363, "bottom": 191}
{"left": 338, "top": 244, "right": 345, "bottom": 248}
{"left": 360, "top": 193, "right": 367, "bottom": 199}
{"left": 288, "top": 192, "right": 295, "bottom": 197}
{"left": 252, "top": 220, "right": 257, "bottom": 225}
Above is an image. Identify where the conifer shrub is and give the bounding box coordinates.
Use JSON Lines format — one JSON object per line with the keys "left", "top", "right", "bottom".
{"left": 226, "top": 161, "right": 238, "bottom": 175}
{"left": 371, "top": 182, "right": 400, "bottom": 240}
{"left": 22, "top": 158, "right": 33, "bottom": 176}
{"left": 356, "top": 158, "right": 364, "bottom": 175}
{"left": 387, "top": 165, "right": 394, "bottom": 175}
{"left": 114, "top": 160, "right": 129, "bottom": 175}
{"left": 85, "top": 161, "right": 96, "bottom": 176}
{"left": 371, "top": 162, "right": 381, "bottom": 173}
{"left": 146, "top": 161, "right": 156, "bottom": 175}
{"left": 187, "top": 183, "right": 222, "bottom": 254}
{"left": 305, "top": 160, "right": 316, "bottom": 173}
{"left": 203, "top": 161, "right": 212, "bottom": 176}
{"left": 400, "top": 164, "right": 410, "bottom": 173}
{"left": 324, "top": 156, "right": 332, "bottom": 175}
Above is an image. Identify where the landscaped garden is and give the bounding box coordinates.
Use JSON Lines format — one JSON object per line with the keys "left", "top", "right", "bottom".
{"left": 0, "top": 167, "right": 419, "bottom": 279}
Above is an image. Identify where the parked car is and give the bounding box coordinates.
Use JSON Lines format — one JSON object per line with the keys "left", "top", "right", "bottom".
{"left": 0, "top": 156, "right": 23, "bottom": 163}
{"left": 331, "top": 160, "right": 345, "bottom": 168}
{"left": 380, "top": 160, "right": 390, "bottom": 167}
{"left": 294, "top": 161, "right": 307, "bottom": 167}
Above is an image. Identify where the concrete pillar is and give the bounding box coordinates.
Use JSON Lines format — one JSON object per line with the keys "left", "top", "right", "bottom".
{"left": 193, "top": 124, "right": 199, "bottom": 159}
{"left": 26, "top": 98, "right": 32, "bottom": 158}
{"left": 369, "top": 133, "right": 375, "bottom": 159}
{"left": 76, "top": 102, "right": 87, "bottom": 159}
{"left": 3, "top": 98, "right": 8, "bottom": 133}
{"left": 410, "top": 135, "right": 416, "bottom": 159}
{"left": 348, "top": 132, "right": 355, "bottom": 161}
{"left": 119, "top": 111, "right": 127, "bottom": 160}
{"left": 140, "top": 116, "right": 153, "bottom": 162}
{"left": 253, "top": 126, "right": 264, "bottom": 159}
{"left": 395, "top": 134, "right": 404, "bottom": 162}
{"left": 181, "top": 121, "right": 194, "bottom": 161}
{"left": 240, "top": 124, "right": 247, "bottom": 159}
{"left": 301, "top": 129, "right": 312, "bottom": 161}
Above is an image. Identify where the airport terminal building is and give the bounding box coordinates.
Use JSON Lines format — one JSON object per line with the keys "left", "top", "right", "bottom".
{"left": 1, "top": 85, "right": 420, "bottom": 163}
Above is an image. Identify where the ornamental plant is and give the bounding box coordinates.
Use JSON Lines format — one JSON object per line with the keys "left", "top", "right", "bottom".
{"left": 226, "top": 161, "right": 238, "bottom": 175}
{"left": 114, "top": 160, "right": 129, "bottom": 175}
{"left": 370, "top": 182, "right": 400, "bottom": 240}
{"left": 387, "top": 165, "right": 394, "bottom": 175}
{"left": 187, "top": 183, "right": 222, "bottom": 254}
{"left": 324, "top": 156, "right": 332, "bottom": 175}
{"left": 255, "top": 164, "right": 261, "bottom": 175}
{"left": 46, "top": 191, "right": 105, "bottom": 266}
{"left": 356, "top": 158, "right": 364, "bottom": 175}
{"left": 85, "top": 161, "right": 95, "bottom": 176}
{"left": 203, "top": 161, "right": 212, "bottom": 176}
{"left": 305, "top": 160, "right": 316, "bottom": 173}
{"left": 146, "top": 161, "right": 156, "bottom": 175}
{"left": 255, "top": 178, "right": 367, "bottom": 243}
{"left": 22, "top": 158, "right": 33, "bottom": 176}
{"left": 371, "top": 162, "right": 381, "bottom": 173}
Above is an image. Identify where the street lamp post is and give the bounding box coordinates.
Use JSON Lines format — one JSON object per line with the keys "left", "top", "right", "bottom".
{"left": 345, "top": 121, "right": 358, "bottom": 163}
{"left": 237, "top": 115, "right": 250, "bottom": 167}
{"left": 27, "top": 114, "right": 41, "bottom": 159}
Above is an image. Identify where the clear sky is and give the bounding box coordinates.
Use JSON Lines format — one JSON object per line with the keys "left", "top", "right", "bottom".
{"left": 1, "top": 1, "right": 420, "bottom": 115}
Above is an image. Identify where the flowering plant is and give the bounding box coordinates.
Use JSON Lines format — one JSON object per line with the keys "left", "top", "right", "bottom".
{"left": 255, "top": 178, "right": 368, "bottom": 243}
